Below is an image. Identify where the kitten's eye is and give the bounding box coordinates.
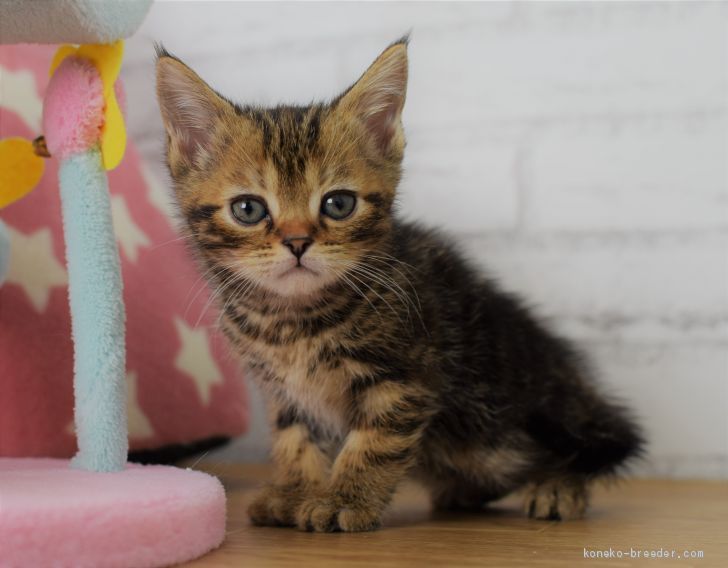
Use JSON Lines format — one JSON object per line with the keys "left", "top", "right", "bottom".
{"left": 321, "top": 191, "right": 356, "bottom": 220}
{"left": 231, "top": 196, "right": 268, "bottom": 225}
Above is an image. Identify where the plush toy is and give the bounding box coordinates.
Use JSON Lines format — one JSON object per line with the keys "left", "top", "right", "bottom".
{"left": 0, "top": 2, "right": 230, "bottom": 566}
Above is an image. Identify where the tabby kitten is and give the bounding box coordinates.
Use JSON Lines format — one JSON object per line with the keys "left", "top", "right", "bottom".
{"left": 155, "top": 38, "right": 643, "bottom": 532}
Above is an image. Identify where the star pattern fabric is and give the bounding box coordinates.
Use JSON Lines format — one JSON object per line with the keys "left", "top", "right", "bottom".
{"left": 111, "top": 194, "right": 151, "bottom": 263}
{"left": 5, "top": 225, "right": 67, "bottom": 313}
{"left": 174, "top": 318, "right": 224, "bottom": 407}
{"left": 126, "top": 371, "right": 155, "bottom": 439}
{"left": 0, "top": 64, "right": 42, "bottom": 131}
{"left": 141, "top": 160, "right": 176, "bottom": 222}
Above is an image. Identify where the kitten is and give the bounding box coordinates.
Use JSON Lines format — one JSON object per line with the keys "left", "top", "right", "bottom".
{"left": 155, "top": 38, "right": 643, "bottom": 532}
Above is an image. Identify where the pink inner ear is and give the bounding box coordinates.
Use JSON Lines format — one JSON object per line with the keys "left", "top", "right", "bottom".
{"left": 348, "top": 48, "right": 408, "bottom": 155}
{"left": 157, "top": 61, "right": 219, "bottom": 164}
{"left": 177, "top": 121, "right": 213, "bottom": 163}
{"left": 364, "top": 95, "right": 402, "bottom": 153}
{"left": 164, "top": 92, "right": 217, "bottom": 164}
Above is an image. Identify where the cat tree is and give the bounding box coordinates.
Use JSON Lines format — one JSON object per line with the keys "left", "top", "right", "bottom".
{"left": 0, "top": 2, "right": 226, "bottom": 566}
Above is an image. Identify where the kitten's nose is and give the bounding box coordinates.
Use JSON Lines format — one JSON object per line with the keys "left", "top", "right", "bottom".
{"left": 282, "top": 235, "right": 313, "bottom": 261}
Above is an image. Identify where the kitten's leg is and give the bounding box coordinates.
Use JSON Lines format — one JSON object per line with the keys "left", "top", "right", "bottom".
{"left": 248, "top": 405, "right": 331, "bottom": 527}
{"left": 296, "top": 382, "right": 430, "bottom": 532}
{"left": 523, "top": 475, "right": 589, "bottom": 521}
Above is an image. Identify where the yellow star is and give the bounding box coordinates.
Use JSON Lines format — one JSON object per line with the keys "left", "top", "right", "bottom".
{"left": 111, "top": 194, "right": 150, "bottom": 263}
{"left": 0, "top": 64, "right": 42, "bottom": 131}
{"left": 6, "top": 225, "right": 67, "bottom": 312}
{"left": 174, "top": 318, "right": 223, "bottom": 406}
{"left": 126, "top": 370, "right": 155, "bottom": 440}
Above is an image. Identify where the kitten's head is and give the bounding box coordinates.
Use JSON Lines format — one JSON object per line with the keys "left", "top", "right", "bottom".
{"left": 156, "top": 39, "right": 408, "bottom": 301}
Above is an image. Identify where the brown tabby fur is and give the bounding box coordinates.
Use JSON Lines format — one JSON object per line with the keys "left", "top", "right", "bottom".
{"left": 156, "top": 38, "right": 643, "bottom": 532}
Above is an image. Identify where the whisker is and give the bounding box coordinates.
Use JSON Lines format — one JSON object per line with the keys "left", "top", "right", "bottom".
{"left": 336, "top": 269, "right": 382, "bottom": 323}
{"left": 217, "top": 274, "right": 260, "bottom": 326}
{"left": 328, "top": 255, "right": 426, "bottom": 333}
{"left": 345, "top": 268, "right": 407, "bottom": 327}
{"left": 346, "top": 264, "right": 411, "bottom": 316}
{"left": 194, "top": 267, "right": 247, "bottom": 329}
{"left": 183, "top": 259, "right": 244, "bottom": 321}
{"left": 150, "top": 232, "right": 198, "bottom": 251}
{"left": 359, "top": 261, "right": 422, "bottom": 315}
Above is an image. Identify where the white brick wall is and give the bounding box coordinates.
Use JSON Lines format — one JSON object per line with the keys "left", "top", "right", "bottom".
{"left": 123, "top": 1, "right": 728, "bottom": 478}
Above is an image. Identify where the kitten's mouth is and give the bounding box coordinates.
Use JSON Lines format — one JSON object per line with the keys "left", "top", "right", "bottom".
{"left": 278, "top": 264, "right": 318, "bottom": 278}
{"left": 266, "top": 260, "right": 332, "bottom": 298}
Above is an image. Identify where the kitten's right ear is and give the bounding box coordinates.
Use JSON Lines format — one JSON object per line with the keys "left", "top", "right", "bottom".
{"left": 337, "top": 37, "right": 409, "bottom": 156}
{"left": 155, "top": 47, "right": 225, "bottom": 168}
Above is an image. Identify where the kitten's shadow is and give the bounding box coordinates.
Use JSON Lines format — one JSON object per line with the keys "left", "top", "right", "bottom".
{"left": 383, "top": 492, "right": 523, "bottom": 529}
{"left": 432, "top": 504, "right": 521, "bottom": 521}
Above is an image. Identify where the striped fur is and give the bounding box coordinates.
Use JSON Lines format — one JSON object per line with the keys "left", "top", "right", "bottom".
{"left": 156, "top": 39, "right": 643, "bottom": 532}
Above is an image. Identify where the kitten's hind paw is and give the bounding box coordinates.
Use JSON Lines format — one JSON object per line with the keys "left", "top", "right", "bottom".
{"left": 296, "top": 496, "right": 381, "bottom": 533}
{"left": 247, "top": 486, "right": 301, "bottom": 527}
{"left": 523, "top": 478, "right": 589, "bottom": 521}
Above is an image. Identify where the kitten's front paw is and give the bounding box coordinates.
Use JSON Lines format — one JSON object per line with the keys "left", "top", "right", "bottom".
{"left": 247, "top": 485, "right": 302, "bottom": 527}
{"left": 296, "top": 497, "right": 381, "bottom": 533}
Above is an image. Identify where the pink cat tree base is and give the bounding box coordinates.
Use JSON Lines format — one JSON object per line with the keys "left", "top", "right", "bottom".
{"left": 0, "top": 459, "right": 226, "bottom": 568}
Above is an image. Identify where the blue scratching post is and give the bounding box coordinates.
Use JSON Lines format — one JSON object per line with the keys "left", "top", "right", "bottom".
{"left": 59, "top": 149, "right": 127, "bottom": 472}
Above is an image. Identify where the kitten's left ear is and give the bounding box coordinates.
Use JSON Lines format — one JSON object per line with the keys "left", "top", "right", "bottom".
{"left": 155, "top": 47, "right": 228, "bottom": 169}
{"left": 337, "top": 38, "right": 409, "bottom": 155}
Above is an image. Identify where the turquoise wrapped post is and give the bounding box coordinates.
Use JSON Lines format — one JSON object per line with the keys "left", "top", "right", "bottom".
{"left": 59, "top": 148, "right": 127, "bottom": 472}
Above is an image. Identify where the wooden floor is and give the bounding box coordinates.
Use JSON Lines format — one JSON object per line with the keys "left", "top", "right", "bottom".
{"left": 187, "top": 464, "right": 727, "bottom": 567}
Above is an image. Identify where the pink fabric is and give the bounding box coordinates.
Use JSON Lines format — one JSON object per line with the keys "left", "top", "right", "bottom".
{"left": 0, "top": 458, "right": 226, "bottom": 568}
{"left": 0, "top": 44, "right": 249, "bottom": 457}
{"left": 43, "top": 56, "right": 104, "bottom": 158}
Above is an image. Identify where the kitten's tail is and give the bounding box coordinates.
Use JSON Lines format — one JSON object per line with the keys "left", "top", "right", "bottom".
{"left": 526, "top": 398, "right": 645, "bottom": 478}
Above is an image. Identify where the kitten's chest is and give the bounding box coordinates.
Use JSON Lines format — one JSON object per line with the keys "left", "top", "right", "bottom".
{"left": 249, "top": 339, "right": 349, "bottom": 434}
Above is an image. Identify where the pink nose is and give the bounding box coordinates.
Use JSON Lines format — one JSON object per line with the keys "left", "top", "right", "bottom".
{"left": 282, "top": 235, "right": 312, "bottom": 260}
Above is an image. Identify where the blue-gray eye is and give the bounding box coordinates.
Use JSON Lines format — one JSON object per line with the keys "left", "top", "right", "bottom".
{"left": 231, "top": 196, "right": 268, "bottom": 225}
{"left": 321, "top": 191, "right": 356, "bottom": 220}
